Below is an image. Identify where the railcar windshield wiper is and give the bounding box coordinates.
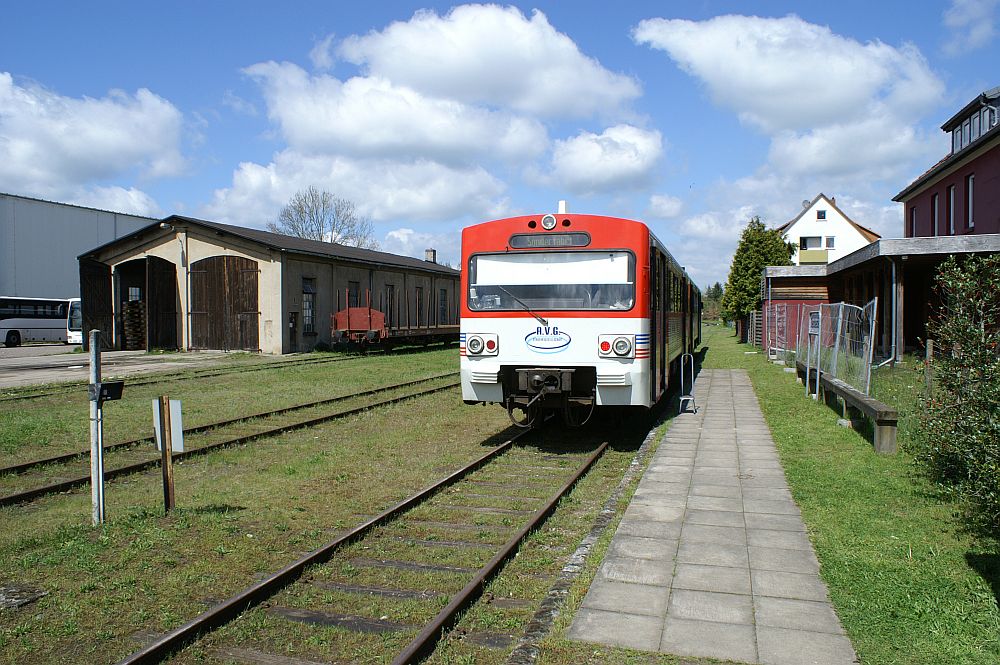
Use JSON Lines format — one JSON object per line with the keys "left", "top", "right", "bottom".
{"left": 497, "top": 285, "right": 548, "bottom": 326}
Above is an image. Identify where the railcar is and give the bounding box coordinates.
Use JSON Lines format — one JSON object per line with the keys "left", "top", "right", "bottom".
{"left": 460, "top": 210, "right": 701, "bottom": 426}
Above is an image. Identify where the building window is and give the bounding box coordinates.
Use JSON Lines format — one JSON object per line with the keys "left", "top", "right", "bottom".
{"left": 953, "top": 129, "right": 962, "bottom": 153}
{"left": 128, "top": 286, "right": 141, "bottom": 302}
{"left": 964, "top": 118, "right": 972, "bottom": 146}
{"left": 947, "top": 185, "right": 955, "bottom": 235}
{"left": 385, "top": 284, "right": 395, "bottom": 327}
{"left": 348, "top": 280, "right": 360, "bottom": 308}
{"left": 909, "top": 206, "right": 916, "bottom": 237}
{"left": 438, "top": 288, "right": 448, "bottom": 325}
{"left": 816, "top": 209, "right": 826, "bottom": 220}
{"left": 825, "top": 236, "right": 835, "bottom": 249}
{"left": 967, "top": 174, "right": 975, "bottom": 229}
{"left": 972, "top": 113, "right": 981, "bottom": 141}
{"left": 301, "top": 278, "right": 315, "bottom": 333}
{"left": 415, "top": 286, "right": 425, "bottom": 326}
{"left": 931, "top": 193, "right": 939, "bottom": 236}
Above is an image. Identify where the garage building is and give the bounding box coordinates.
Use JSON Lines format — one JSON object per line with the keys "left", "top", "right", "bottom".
{"left": 78, "top": 215, "right": 460, "bottom": 353}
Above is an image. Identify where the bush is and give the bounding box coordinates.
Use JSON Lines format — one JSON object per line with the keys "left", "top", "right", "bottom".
{"left": 915, "top": 254, "right": 1000, "bottom": 534}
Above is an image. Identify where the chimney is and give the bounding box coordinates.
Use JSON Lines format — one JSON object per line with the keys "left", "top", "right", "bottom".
{"left": 424, "top": 248, "right": 437, "bottom": 263}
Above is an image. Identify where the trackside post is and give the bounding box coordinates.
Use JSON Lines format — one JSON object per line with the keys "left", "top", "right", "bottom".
{"left": 88, "top": 330, "right": 105, "bottom": 526}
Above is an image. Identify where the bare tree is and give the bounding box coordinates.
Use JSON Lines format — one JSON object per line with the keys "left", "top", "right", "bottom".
{"left": 267, "top": 186, "right": 379, "bottom": 249}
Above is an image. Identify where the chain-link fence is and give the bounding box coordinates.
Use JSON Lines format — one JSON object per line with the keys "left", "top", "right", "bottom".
{"left": 796, "top": 299, "right": 878, "bottom": 395}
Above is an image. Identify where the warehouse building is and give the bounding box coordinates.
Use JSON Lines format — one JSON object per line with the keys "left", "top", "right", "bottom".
{"left": 78, "top": 215, "right": 460, "bottom": 353}
{"left": 0, "top": 193, "right": 155, "bottom": 298}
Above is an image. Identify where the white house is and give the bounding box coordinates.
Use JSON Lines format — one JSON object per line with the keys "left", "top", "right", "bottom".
{"left": 778, "top": 193, "right": 880, "bottom": 265}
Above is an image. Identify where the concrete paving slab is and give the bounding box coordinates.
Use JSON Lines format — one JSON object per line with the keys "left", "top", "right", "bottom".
{"left": 597, "top": 556, "right": 673, "bottom": 586}
{"left": 684, "top": 508, "right": 746, "bottom": 528}
{"left": 748, "top": 546, "right": 820, "bottom": 574}
{"left": 568, "top": 607, "right": 663, "bottom": 651}
{"left": 608, "top": 535, "right": 678, "bottom": 561}
{"left": 689, "top": 484, "right": 742, "bottom": 499}
{"left": 659, "top": 617, "right": 758, "bottom": 662}
{"left": 747, "top": 528, "right": 814, "bottom": 551}
{"left": 667, "top": 588, "right": 754, "bottom": 625}
{"left": 677, "top": 540, "right": 749, "bottom": 568}
{"left": 753, "top": 596, "right": 846, "bottom": 634}
{"left": 756, "top": 626, "right": 857, "bottom": 665}
{"left": 681, "top": 523, "right": 747, "bottom": 545}
{"left": 751, "top": 570, "right": 830, "bottom": 602}
{"left": 672, "top": 563, "right": 752, "bottom": 595}
{"left": 581, "top": 579, "right": 670, "bottom": 617}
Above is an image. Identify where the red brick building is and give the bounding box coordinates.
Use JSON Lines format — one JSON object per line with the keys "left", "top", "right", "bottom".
{"left": 895, "top": 86, "right": 1000, "bottom": 236}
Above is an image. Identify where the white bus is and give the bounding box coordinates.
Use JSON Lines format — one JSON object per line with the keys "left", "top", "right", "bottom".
{"left": 0, "top": 296, "right": 81, "bottom": 347}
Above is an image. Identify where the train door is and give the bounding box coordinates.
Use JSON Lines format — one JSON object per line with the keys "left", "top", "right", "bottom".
{"left": 649, "top": 247, "right": 658, "bottom": 404}
{"left": 660, "top": 256, "right": 668, "bottom": 392}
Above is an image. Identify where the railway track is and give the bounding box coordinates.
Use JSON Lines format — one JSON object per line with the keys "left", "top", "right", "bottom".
{"left": 117, "top": 427, "right": 610, "bottom": 664}
{"left": 0, "top": 373, "right": 459, "bottom": 507}
{"left": 0, "top": 343, "right": 455, "bottom": 403}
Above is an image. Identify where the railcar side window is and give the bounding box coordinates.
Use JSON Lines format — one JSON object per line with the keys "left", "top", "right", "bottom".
{"left": 468, "top": 251, "right": 635, "bottom": 311}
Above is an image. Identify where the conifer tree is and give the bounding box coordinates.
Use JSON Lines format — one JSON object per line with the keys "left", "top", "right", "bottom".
{"left": 722, "top": 217, "right": 793, "bottom": 324}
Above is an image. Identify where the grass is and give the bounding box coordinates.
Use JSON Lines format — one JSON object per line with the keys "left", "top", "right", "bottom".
{"left": 4, "top": 329, "right": 998, "bottom": 664}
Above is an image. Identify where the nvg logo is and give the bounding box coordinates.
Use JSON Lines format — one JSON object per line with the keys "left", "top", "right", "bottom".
{"left": 524, "top": 326, "right": 571, "bottom": 353}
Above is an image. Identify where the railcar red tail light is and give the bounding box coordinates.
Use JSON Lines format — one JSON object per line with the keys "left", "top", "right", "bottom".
{"left": 465, "top": 333, "right": 498, "bottom": 356}
{"left": 598, "top": 334, "right": 634, "bottom": 358}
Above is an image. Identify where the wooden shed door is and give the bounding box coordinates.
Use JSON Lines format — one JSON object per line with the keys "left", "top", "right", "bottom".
{"left": 79, "top": 258, "right": 114, "bottom": 350}
{"left": 189, "top": 256, "right": 260, "bottom": 351}
{"left": 146, "top": 256, "right": 178, "bottom": 350}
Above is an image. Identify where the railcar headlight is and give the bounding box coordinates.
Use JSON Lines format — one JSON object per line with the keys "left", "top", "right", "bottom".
{"left": 541, "top": 214, "right": 557, "bottom": 230}
{"left": 467, "top": 335, "right": 484, "bottom": 354}
{"left": 612, "top": 336, "right": 632, "bottom": 357}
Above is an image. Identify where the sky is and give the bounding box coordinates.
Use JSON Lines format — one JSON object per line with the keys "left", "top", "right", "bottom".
{"left": 2, "top": 1, "right": 998, "bottom": 287}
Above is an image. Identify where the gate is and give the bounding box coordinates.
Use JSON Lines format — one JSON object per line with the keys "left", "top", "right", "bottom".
{"left": 189, "top": 256, "right": 260, "bottom": 351}
{"left": 79, "top": 258, "right": 114, "bottom": 350}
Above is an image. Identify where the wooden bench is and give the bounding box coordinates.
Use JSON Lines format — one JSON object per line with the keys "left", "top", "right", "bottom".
{"left": 796, "top": 361, "right": 898, "bottom": 454}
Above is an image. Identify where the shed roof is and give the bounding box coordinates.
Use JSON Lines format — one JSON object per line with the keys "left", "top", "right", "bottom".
{"left": 80, "top": 215, "right": 460, "bottom": 276}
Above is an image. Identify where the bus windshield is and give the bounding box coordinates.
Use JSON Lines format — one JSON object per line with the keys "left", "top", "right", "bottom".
{"left": 468, "top": 251, "right": 635, "bottom": 311}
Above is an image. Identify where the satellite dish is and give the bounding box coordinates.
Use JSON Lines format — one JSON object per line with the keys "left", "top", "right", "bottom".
{"left": 802, "top": 200, "right": 810, "bottom": 209}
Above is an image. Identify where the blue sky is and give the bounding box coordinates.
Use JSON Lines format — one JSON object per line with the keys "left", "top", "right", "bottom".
{"left": 2, "top": 1, "right": 998, "bottom": 287}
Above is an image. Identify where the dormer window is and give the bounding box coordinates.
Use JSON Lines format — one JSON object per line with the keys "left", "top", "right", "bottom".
{"left": 816, "top": 210, "right": 826, "bottom": 220}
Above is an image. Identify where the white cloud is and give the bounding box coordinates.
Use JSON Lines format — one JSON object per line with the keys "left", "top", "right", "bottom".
{"left": 67, "top": 186, "right": 163, "bottom": 218}
{"left": 648, "top": 194, "right": 683, "bottom": 219}
{"left": 634, "top": 15, "right": 941, "bottom": 133}
{"left": 309, "top": 33, "right": 336, "bottom": 70}
{"left": 943, "top": 0, "right": 999, "bottom": 55}
{"left": 201, "top": 149, "right": 507, "bottom": 227}
{"left": 245, "top": 61, "right": 548, "bottom": 166}
{"left": 222, "top": 90, "right": 258, "bottom": 116}
{"left": 548, "top": 125, "right": 663, "bottom": 193}
{"left": 382, "top": 227, "right": 462, "bottom": 267}
{"left": 0, "top": 72, "right": 184, "bottom": 200}
{"left": 337, "top": 4, "right": 640, "bottom": 118}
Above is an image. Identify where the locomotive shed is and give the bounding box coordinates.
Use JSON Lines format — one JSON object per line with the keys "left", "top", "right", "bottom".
{"left": 77, "top": 216, "right": 460, "bottom": 354}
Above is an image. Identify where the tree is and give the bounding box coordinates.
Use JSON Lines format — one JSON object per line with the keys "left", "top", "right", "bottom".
{"left": 915, "top": 254, "right": 1000, "bottom": 535}
{"left": 267, "top": 186, "right": 379, "bottom": 250}
{"left": 722, "top": 216, "right": 793, "bottom": 329}
{"left": 702, "top": 282, "right": 725, "bottom": 320}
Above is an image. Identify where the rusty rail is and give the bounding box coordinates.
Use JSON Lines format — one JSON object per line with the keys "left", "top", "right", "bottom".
{"left": 0, "top": 378, "right": 458, "bottom": 507}
{"left": 116, "top": 429, "right": 535, "bottom": 665}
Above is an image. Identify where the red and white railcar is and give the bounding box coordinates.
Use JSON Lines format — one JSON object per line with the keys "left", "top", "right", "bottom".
{"left": 460, "top": 210, "right": 701, "bottom": 426}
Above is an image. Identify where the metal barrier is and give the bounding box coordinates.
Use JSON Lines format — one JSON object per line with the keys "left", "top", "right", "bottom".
{"left": 679, "top": 353, "right": 697, "bottom": 414}
{"left": 764, "top": 303, "right": 799, "bottom": 364}
{"left": 796, "top": 299, "right": 878, "bottom": 395}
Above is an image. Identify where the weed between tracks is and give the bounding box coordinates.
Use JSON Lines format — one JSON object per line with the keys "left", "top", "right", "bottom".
{"left": 0, "top": 348, "right": 455, "bottom": 465}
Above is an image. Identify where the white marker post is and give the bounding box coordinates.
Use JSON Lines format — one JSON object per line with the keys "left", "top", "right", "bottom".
{"left": 153, "top": 397, "right": 184, "bottom": 513}
{"left": 88, "top": 330, "right": 105, "bottom": 526}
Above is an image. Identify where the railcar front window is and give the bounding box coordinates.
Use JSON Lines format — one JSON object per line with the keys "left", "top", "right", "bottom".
{"left": 468, "top": 251, "right": 635, "bottom": 311}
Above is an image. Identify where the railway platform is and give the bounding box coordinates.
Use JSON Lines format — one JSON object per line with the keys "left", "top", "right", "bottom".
{"left": 568, "top": 369, "right": 857, "bottom": 664}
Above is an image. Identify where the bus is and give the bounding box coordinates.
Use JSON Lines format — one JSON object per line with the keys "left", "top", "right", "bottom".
{"left": 0, "top": 296, "right": 81, "bottom": 347}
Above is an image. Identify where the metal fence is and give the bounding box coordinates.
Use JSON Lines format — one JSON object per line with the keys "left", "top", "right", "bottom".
{"left": 764, "top": 303, "right": 796, "bottom": 364}
{"left": 795, "top": 299, "right": 878, "bottom": 395}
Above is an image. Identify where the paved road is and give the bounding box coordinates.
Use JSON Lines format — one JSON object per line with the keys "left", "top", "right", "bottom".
{"left": 0, "top": 343, "right": 81, "bottom": 360}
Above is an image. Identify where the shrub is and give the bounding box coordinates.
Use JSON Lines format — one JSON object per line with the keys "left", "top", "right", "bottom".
{"left": 915, "top": 254, "right": 1000, "bottom": 534}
